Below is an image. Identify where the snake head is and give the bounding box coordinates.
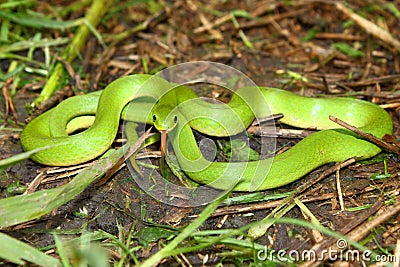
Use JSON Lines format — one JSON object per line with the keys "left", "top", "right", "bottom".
{"left": 152, "top": 103, "right": 179, "bottom": 157}
{"left": 152, "top": 104, "right": 179, "bottom": 132}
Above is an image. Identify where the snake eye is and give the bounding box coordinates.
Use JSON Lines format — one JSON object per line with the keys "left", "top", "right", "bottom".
{"left": 152, "top": 114, "right": 157, "bottom": 122}
{"left": 173, "top": 115, "right": 178, "bottom": 124}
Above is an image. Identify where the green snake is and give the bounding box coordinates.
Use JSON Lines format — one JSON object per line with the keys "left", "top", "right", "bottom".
{"left": 20, "top": 74, "right": 393, "bottom": 191}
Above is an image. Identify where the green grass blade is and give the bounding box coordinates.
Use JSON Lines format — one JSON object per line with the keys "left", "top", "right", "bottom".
{"left": 140, "top": 192, "right": 230, "bottom": 267}
{"left": 0, "top": 0, "right": 35, "bottom": 9}
{"left": 332, "top": 42, "right": 365, "bottom": 58}
{"left": 0, "top": 146, "right": 51, "bottom": 171}
{"left": 34, "top": 0, "right": 110, "bottom": 106}
{"left": 0, "top": 52, "right": 45, "bottom": 67}
{"left": 0, "top": 129, "right": 148, "bottom": 227}
{"left": 0, "top": 10, "right": 79, "bottom": 29}
{"left": 53, "top": 234, "right": 71, "bottom": 267}
{"left": 0, "top": 37, "right": 69, "bottom": 53}
{"left": 0, "top": 232, "right": 59, "bottom": 266}
{"left": 0, "top": 146, "right": 124, "bottom": 227}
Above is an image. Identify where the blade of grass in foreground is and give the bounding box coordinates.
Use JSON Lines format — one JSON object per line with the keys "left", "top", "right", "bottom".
{"left": 0, "top": 146, "right": 124, "bottom": 227}
{"left": 0, "top": 146, "right": 51, "bottom": 171}
{"left": 140, "top": 191, "right": 230, "bottom": 267}
{"left": 0, "top": 10, "right": 79, "bottom": 29}
{"left": 0, "top": 232, "right": 59, "bottom": 267}
{"left": 0, "top": 130, "right": 148, "bottom": 227}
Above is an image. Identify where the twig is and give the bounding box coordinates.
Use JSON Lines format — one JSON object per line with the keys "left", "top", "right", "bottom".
{"left": 2, "top": 77, "right": 18, "bottom": 121}
{"left": 246, "top": 158, "right": 356, "bottom": 239}
{"left": 329, "top": 115, "right": 400, "bottom": 155}
{"left": 335, "top": 168, "right": 345, "bottom": 211}
{"left": 394, "top": 240, "right": 400, "bottom": 267}
{"left": 194, "top": 158, "right": 362, "bottom": 219}
{"left": 334, "top": 2, "right": 400, "bottom": 52}
{"left": 96, "top": 129, "right": 154, "bottom": 186}
{"left": 291, "top": 158, "right": 356, "bottom": 200}
{"left": 313, "top": 32, "right": 364, "bottom": 41}
{"left": 338, "top": 74, "right": 400, "bottom": 88}
{"left": 192, "top": 181, "right": 400, "bottom": 218}
{"left": 302, "top": 198, "right": 400, "bottom": 267}
{"left": 380, "top": 103, "right": 400, "bottom": 109}
{"left": 23, "top": 172, "right": 46, "bottom": 195}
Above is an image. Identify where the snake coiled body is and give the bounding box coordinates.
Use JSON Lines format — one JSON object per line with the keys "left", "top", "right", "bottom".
{"left": 20, "top": 74, "right": 393, "bottom": 191}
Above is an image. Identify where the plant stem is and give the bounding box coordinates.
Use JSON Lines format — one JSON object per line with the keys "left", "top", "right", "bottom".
{"left": 34, "top": 0, "right": 109, "bottom": 106}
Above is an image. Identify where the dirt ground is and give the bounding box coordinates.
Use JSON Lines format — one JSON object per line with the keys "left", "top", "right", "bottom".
{"left": 1, "top": 0, "right": 400, "bottom": 266}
